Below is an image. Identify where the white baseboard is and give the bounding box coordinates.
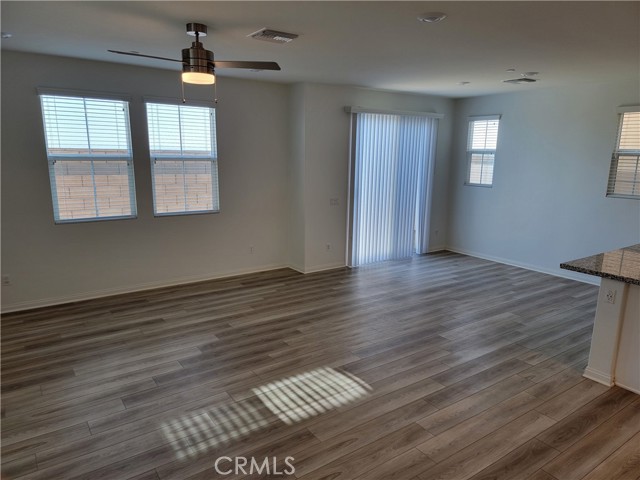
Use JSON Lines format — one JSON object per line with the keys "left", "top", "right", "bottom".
{"left": 582, "top": 367, "right": 639, "bottom": 394}
{"left": 1, "top": 248, "right": 598, "bottom": 313}
{"left": 583, "top": 366, "right": 614, "bottom": 386}
{"left": 1, "top": 263, "right": 289, "bottom": 313}
{"left": 445, "top": 246, "right": 600, "bottom": 286}
{"left": 290, "top": 261, "right": 346, "bottom": 274}
{"left": 614, "top": 381, "right": 640, "bottom": 395}
{"left": 286, "top": 262, "right": 306, "bottom": 274}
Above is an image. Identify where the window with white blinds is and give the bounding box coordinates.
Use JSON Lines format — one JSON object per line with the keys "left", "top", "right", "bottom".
{"left": 607, "top": 110, "right": 640, "bottom": 199}
{"left": 466, "top": 115, "right": 500, "bottom": 186}
{"left": 39, "top": 94, "right": 137, "bottom": 223}
{"left": 146, "top": 102, "right": 220, "bottom": 215}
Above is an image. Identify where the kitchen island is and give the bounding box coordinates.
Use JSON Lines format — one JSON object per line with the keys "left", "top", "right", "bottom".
{"left": 561, "top": 244, "right": 640, "bottom": 394}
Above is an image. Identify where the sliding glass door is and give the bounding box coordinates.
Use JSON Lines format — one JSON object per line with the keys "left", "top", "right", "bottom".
{"left": 348, "top": 111, "right": 438, "bottom": 267}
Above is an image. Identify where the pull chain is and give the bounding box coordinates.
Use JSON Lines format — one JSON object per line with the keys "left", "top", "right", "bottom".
{"left": 181, "top": 77, "right": 186, "bottom": 104}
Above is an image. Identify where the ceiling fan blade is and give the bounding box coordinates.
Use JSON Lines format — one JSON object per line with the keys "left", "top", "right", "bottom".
{"left": 213, "top": 61, "right": 281, "bottom": 71}
{"left": 108, "top": 50, "right": 184, "bottom": 63}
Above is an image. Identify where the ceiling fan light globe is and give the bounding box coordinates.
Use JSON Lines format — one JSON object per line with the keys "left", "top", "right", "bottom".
{"left": 182, "top": 72, "right": 216, "bottom": 85}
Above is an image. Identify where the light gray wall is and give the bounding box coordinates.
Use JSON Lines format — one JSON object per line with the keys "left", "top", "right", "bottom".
{"left": 447, "top": 81, "right": 640, "bottom": 283}
{"left": 1, "top": 52, "right": 454, "bottom": 310}
{"left": 294, "top": 83, "right": 454, "bottom": 272}
{"left": 10, "top": 51, "right": 631, "bottom": 309}
{"left": 287, "top": 83, "right": 307, "bottom": 272}
{"left": 1, "top": 51, "right": 290, "bottom": 311}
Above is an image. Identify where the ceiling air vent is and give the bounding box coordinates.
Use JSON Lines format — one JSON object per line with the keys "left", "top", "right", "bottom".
{"left": 503, "top": 77, "right": 538, "bottom": 85}
{"left": 248, "top": 28, "right": 298, "bottom": 44}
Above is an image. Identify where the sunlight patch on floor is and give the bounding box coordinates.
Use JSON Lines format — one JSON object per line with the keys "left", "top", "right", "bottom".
{"left": 161, "top": 366, "right": 372, "bottom": 459}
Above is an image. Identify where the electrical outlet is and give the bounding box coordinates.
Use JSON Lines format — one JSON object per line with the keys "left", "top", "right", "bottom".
{"left": 605, "top": 289, "right": 616, "bottom": 304}
{"left": 326, "top": 244, "right": 331, "bottom": 251}
{"left": 330, "top": 198, "right": 339, "bottom": 206}
{"left": 249, "top": 246, "right": 255, "bottom": 254}
{"left": 1, "top": 275, "right": 11, "bottom": 286}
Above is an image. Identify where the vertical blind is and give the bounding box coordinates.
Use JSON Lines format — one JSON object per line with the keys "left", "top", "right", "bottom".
{"left": 39, "top": 94, "right": 136, "bottom": 222}
{"left": 146, "top": 103, "right": 220, "bottom": 215}
{"left": 467, "top": 116, "right": 500, "bottom": 186}
{"left": 607, "top": 111, "right": 640, "bottom": 198}
{"left": 351, "top": 113, "right": 437, "bottom": 266}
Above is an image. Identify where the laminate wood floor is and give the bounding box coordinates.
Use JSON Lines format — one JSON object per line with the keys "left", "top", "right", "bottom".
{"left": 2, "top": 252, "right": 639, "bottom": 480}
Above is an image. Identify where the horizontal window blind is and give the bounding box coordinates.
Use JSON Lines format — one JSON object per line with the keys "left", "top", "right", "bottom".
{"left": 146, "top": 103, "right": 219, "bottom": 215}
{"left": 469, "top": 153, "right": 495, "bottom": 185}
{"left": 466, "top": 116, "right": 500, "bottom": 186}
{"left": 39, "top": 95, "right": 136, "bottom": 222}
{"left": 607, "top": 111, "right": 640, "bottom": 198}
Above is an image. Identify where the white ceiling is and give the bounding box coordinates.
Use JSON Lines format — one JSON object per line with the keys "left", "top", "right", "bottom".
{"left": 1, "top": 1, "right": 639, "bottom": 98}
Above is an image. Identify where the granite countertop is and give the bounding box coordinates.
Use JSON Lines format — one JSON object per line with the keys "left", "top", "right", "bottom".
{"left": 560, "top": 244, "right": 640, "bottom": 286}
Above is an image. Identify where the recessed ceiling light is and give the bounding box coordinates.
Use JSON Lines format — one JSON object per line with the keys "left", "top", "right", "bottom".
{"left": 417, "top": 12, "right": 447, "bottom": 23}
{"left": 506, "top": 68, "right": 516, "bottom": 72}
{"left": 522, "top": 71, "right": 539, "bottom": 77}
{"left": 458, "top": 81, "right": 470, "bottom": 85}
{"left": 1, "top": 32, "right": 12, "bottom": 39}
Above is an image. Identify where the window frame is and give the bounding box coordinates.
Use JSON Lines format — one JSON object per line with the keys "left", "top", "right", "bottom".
{"left": 38, "top": 89, "right": 137, "bottom": 224}
{"left": 606, "top": 106, "right": 640, "bottom": 200}
{"left": 144, "top": 100, "right": 220, "bottom": 217}
{"left": 465, "top": 114, "right": 501, "bottom": 188}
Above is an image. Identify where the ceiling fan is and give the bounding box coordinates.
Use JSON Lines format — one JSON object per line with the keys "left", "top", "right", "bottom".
{"left": 109, "top": 22, "right": 281, "bottom": 86}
